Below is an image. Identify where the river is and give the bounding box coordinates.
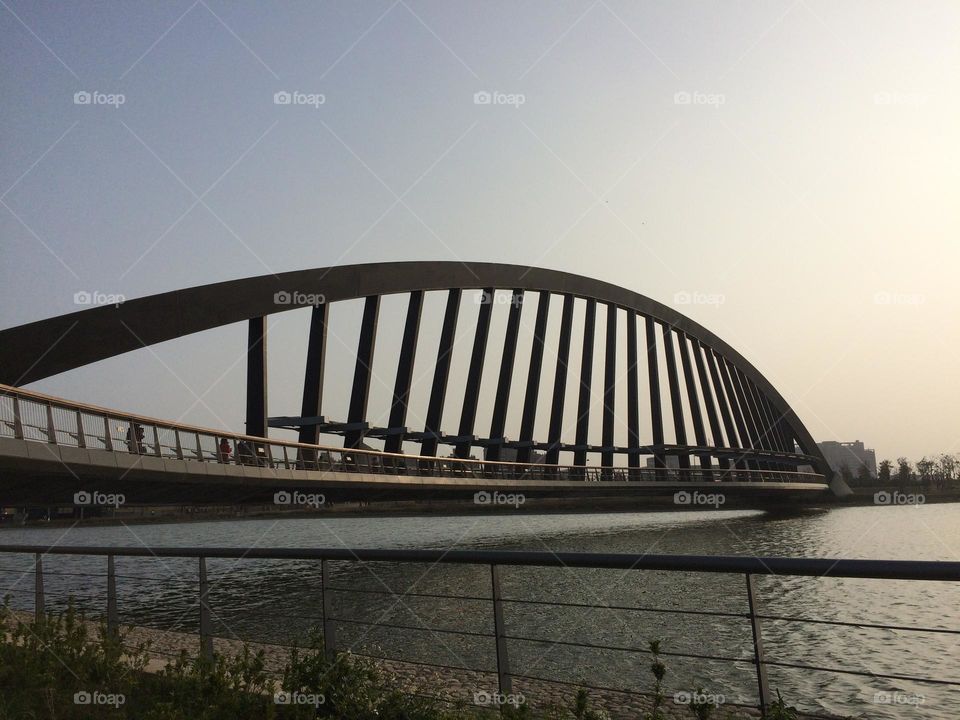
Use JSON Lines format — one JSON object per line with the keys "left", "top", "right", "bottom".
{"left": 1, "top": 504, "right": 957, "bottom": 719}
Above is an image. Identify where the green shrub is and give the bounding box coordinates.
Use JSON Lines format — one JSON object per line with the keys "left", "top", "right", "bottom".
{"left": 2, "top": 600, "right": 797, "bottom": 720}
{"left": 763, "top": 690, "right": 799, "bottom": 720}
{"left": 0, "top": 599, "right": 467, "bottom": 720}
{"left": 0, "top": 597, "right": 148, "bottom": 719}
{"left": 643, "top": 639, "right": 667, "bottom": 720}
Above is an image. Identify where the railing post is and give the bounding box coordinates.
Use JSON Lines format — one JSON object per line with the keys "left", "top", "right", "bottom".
{"left": 745, "top": 573, "right": 771, "bottom": 714}
{"left": 11, "top": 396, "right": 24, "bottom": 439}
{"left": 75, "top": 409, "right": 86, "bottom": 448}
{"left": 153, "top": 426, "right": 162, "bottom": 457}
{"left": 107, "top": 555, "right": 118, "bottom": 637}
{"left": 199, "top": 556, "right": 213, "bottom": 660}
{"left": 491, "top": 564, "right": 512, "bottom": 695}
{"left": 174, "top": 429, "right": 183, "bottom": 459}
{"left": 34, "top": 553, "right": 44, "bottom": 619}
{"left": 194, "top": 432, "right": 203, "bottom": 460}
{"left": 45, "top": 402, "right": 57, "bottom": 444}
{"left": 321, "top": 559, "right": 337, "bottom": 662}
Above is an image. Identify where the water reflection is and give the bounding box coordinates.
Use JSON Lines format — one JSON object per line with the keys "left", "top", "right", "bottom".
{"left": 1, "top": 504, "right": 958, "bottom": 718}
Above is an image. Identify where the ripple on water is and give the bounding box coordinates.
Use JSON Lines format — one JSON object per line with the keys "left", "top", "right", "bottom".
{"left": 1, "top": 504, "right": 958, "bottom": 719}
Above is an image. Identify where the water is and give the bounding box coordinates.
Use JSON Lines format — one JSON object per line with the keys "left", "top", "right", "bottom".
{"left": 1, "top": 505, "right": 958, "bottom": 718}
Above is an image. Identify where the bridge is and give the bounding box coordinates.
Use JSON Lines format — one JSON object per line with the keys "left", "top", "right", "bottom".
{"left": 0, "top": 262, "right": 831, "bottom": 508}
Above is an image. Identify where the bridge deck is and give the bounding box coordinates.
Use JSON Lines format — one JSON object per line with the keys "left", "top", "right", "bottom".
{"left": 0, "top": 384, "right": 827, "bottom": 506}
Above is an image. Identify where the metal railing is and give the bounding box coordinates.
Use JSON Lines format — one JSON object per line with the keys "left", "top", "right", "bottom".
{"left": 0, "top": 544, "right": 957, "bottom": 717}
{"left": 0, "top": 383, "right": 825, "bottom": 486}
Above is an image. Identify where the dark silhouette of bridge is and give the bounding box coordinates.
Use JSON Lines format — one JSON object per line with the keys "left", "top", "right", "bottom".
{"left": 0, "top": 262, "right": 832, "bottom": 507}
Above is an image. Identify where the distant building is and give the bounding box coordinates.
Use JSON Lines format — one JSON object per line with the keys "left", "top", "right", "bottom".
{"left": 818, "top": 441, "right": 877, "bottom": 478}
{"left": 498, "top": 447, "right": 546, "bottom": 464}
{"left": 645, "top": 455, "right": 681, "bottom": 469}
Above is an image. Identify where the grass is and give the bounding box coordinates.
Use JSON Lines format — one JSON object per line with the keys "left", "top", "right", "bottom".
{"left": 0, "top": 599, "right": 803, "bottom": 719}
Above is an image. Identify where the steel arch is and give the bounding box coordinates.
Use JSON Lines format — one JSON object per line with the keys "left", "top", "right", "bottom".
{"left": 0, "top": 262, "right": 828, "bottom": 475}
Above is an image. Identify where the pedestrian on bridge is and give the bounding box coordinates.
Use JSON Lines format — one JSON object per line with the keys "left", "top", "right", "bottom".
{"left": 218, "top": 437, "right": 232, "bottom": 463}
{"left": 126, "top": 423, "right": 145, "bottom": 454}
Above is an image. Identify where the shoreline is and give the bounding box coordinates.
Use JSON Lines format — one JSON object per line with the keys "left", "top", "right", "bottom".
{"left": 4, "top": 610, "right": 839, "bottom": 720}
{"left": 0, "top": 499, "right": 802, "bottom": 530}
{"left": 2, "top": 491, "right": 958, "bottom": 530}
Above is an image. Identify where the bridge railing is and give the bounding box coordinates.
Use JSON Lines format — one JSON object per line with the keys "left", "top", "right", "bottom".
{"left": 0, "top": 383, "right": 825, "bottom": 486}
{"left": 0, "top": 544, "right": 956, "bottom": 718}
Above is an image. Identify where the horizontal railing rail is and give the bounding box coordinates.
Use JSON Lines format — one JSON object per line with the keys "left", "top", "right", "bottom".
{"left": 0, "top": 545, "right": 957, "bottom": 717}
{"left": 0, "top": 383, "right": 826, "bottom": 487}
{"left": 2, "top": 545, "right": 959, "bottom": 579}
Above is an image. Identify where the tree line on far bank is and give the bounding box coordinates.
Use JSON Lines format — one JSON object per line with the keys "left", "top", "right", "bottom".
{"left": 841, "top": 454, "right": 958, "bottom": 490}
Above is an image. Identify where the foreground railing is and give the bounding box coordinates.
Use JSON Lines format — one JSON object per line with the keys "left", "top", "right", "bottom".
{"left": 0, "top": 545, "right": 957, "bottom": 717}
{"left": 0, "top": 383, "right": 825, "bottom": 485}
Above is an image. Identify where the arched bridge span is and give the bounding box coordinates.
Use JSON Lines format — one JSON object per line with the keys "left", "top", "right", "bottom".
{"left": 0, "top": 262, "right": 829, "bottom": 478}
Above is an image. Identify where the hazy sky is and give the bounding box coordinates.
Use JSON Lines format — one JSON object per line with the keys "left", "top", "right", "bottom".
{"left": 1, "top": 1, "right": 957, "bottom": 463}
